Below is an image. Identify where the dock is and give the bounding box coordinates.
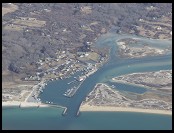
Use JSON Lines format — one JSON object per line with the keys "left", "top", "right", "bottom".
{"left": 63, "top": 80, "right": 84, "bottom": 98}
{"left": 67, "top": 80, "right": 76, "bottom": 85}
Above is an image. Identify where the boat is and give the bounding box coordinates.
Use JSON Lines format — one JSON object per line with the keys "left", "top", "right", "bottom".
{"left": 67, "top": 81, "right": 73, "bottom": 84}
{"left": 111, "top": 85, "right": 115, "bottom": 88}
{"left": 63, "top": 93, "right": 67, "bottom": 96}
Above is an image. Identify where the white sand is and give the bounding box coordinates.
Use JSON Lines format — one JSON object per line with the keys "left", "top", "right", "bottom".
{"left": 80, "top": 104, "right": 172, "bottom": 115}
{"left": 2, "top": 101, "right": 49, "bottom": 107}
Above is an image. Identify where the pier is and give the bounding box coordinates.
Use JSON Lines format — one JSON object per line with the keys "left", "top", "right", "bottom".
{"left": 62, "top": 108, "right": 67, "bottom": 116}
{"left": 76, "top": 110, "right": 80, "bottom": 116}
{"left": 63, "top": 80, "right": 84, "bottom": 98}
{"left": 67, "top": 80, "right": 76, "bottom": 85}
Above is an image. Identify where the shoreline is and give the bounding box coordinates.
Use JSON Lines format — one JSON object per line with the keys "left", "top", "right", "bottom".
{"left": 2, "top": 101, "right": 48, "bottom": 107}
{"left": 80, "top": 83, "right": 172, "bottom": 116}
{"left": 2, "top": 101, "right": 66, "bottom": 109}
{"left": 79, "top": 104, "right": 172, "bottom": 115}
{"left": 24, "top": 79, "right": 48, "bottom": 103}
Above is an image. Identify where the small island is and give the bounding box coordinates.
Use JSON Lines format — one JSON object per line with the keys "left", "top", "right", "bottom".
{"left": 112, "top": 70, "right": 172, "bottom": 93}
{"left": 116, "top": 38, "right": 171, "bottom": 58}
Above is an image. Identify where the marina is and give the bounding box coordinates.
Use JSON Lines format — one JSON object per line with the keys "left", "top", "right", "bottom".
{"left": 38, "top": 33, "right": 172, "bottom": 117}
{"left": 63, "top": 79, "right": 85, "bottom": 98}
{"left": 67, "top": 80, "right": 76, "bottom": 85}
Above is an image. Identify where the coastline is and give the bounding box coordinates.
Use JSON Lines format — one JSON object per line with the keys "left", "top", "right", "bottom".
{"left": 2, "top": 101, "right": 66, "bottom": 109}
{"left": 79, "top": 83, "right": 172, "bottom": 115}
{"left": 79, "top": 104, "right": 172, "bottom": 115}
{"left": 2, "top": 101, "right": 49, "bottom": 107}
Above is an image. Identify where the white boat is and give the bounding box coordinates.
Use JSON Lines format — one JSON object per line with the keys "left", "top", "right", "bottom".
{"left": 111, "top": 85, "right": 115, "bottom": 88}
{"left": 63, "top": 93, "right": 67, "bottom": 96}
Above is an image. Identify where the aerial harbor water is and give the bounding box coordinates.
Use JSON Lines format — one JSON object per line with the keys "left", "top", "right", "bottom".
{"left": 2, "top": 33, "right": 172, "bottom": 130}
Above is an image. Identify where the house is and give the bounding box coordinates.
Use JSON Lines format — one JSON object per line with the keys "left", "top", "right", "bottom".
{"left": 139, "top": 18, "right": 143, "bottom": 22}
{"left": 156, "top": 26, "right": 162, "bottom": 30}
{"left": 77, "top": 51, "right": 86, "bottom": 55}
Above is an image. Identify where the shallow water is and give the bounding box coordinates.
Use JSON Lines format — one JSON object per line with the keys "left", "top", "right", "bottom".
{"left": 2, "top": 107, "right": 172, "bottom": 130}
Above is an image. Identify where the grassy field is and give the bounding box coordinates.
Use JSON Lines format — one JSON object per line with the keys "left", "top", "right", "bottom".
{"left": 77, "top": 52, "right": 99, "bottom": 62}
{"left": 2, "top": 3, "right": 18, "bottom": 16}
{"left": 13, "top": 17, "right": 46, "bottom": 27}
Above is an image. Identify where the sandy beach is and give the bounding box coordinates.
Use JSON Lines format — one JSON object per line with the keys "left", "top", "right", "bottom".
{"left": 2, "top": 101, "right": 49, "bottom": 108}
{"left": 80, "top": 104, "right": 172, "bottom": 115}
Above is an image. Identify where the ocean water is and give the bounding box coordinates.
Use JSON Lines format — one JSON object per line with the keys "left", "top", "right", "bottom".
{"left": 2, "top": 33, "right": 172, "bottom": 130}
{"left": 2, "top": 107, "right": 172, "bottom": 130}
